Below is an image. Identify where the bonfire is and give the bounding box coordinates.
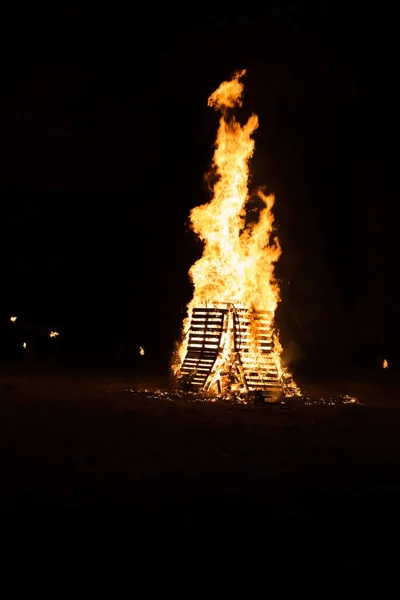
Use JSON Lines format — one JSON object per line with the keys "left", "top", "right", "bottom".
{"left": 173, "top": 70, "right": 299, "bottom": 401}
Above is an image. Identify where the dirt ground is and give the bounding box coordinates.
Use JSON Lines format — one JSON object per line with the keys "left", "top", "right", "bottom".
{"left": 1, "top": 358, "right": 400, "bottom": 589}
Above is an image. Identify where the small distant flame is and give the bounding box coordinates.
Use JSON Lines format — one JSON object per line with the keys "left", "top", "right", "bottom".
{"left": 22, "top": 342, "right": 27, "bottom": 349}
{"left": 49, "top": 331, "right": 59, "bottom": 338}
{"left": 383, "top": 358, "right": 389, "bottom": 369}
{"left": 10, "top": 316, "right": 17, "bottom": 323}
{"left": 139, "top": 346, "right": 145, "bottom": 356}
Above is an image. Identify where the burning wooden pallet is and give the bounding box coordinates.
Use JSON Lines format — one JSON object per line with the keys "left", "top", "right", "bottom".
{"left": 178, "top": 307, "right": 229, "bottom": 390}
{"left": 177, "top": 305, "right": 282, "bottom": 398}
{"left": 232, "top": 308, "right": 281, "bottom": 397}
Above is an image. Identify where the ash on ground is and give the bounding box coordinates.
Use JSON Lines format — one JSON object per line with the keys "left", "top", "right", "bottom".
{"left": 124, "top": 388, "right": 359, "bottom": 407}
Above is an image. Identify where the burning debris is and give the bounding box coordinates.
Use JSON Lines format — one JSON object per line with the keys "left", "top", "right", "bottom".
{"left": 172, "top": 70, "right": 300, "bottom": 401}
{"left": 124, "top": 387, "right": 358, "bottom": 407}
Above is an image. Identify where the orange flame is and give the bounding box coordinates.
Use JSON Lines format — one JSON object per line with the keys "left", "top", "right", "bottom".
{"left": 189, "top": 71, "right": 281, "bottom": 312}
{"left": 383, "top": 358, "right": 389, "bottom": 369}
{"left": 174, "top": 70, "right": 297, "bottom": 394}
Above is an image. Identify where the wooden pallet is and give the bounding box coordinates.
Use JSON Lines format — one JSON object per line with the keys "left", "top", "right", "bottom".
{"left": 233, "top": 308, "right": 281, "bottom": 396}
{"left": 179, "top": 307, "right": 228, "bottom": 389}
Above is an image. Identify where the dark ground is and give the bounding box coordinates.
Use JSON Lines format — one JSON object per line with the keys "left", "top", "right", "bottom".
{"left": 1, "top": 357, "right": 400, "bottom": 590}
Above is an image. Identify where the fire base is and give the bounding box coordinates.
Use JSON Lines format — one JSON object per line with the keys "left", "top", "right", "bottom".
{"left": 174, "top": 305, "right": 283, "bottom": 400}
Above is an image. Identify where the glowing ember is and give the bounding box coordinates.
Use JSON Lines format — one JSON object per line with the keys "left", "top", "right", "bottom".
{"left": 49, "top": 331, "right": 59, "bottom": 338}
{"left": 383, "top": 358, "right": 389, "bottom": 369}
{"left": 173, "top": 70, "right": 299, "bottom": 399}
{"left": 139, "top": 346, "right": 145, "bottom": 356}
{"left": 10, "top": 316, "right": 17, "bottom": 323}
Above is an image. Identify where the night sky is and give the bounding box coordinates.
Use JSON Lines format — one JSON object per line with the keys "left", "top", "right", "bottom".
{"left": 0, "top": 5, "right": 396, "bottom": 369}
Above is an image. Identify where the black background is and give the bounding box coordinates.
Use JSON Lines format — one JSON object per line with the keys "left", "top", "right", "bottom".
{"left": 0, "top": 4, "right": 396, "bottom": 370}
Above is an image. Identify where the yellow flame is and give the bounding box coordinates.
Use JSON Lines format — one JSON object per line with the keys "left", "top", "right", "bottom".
{"left": 49, "top": 331, "right": 59, "bottom": 338}
{"left": 207, "top": 68, "right": 246, "bottom": 110}
{"left": 10, "top": 316, "right": 17, "bottom": 323}
{"left": 383, "top": 358, "right": 389, "bottom": 369}
{"left": 139, "top": 346, "right": 145, "bottom": 356}
{"left": 190, "top": 71, "right": 280, "bottom": 310}
{"left": 22, "top": 342, "right": 27, "bottom": 349}
{"left": 174, "top": 69, "right": 296, "bottom": 394}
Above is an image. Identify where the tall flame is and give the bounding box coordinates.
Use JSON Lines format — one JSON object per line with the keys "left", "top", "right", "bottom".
{"left": 175, "top": 70, "right": 291, "bottom": 389}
